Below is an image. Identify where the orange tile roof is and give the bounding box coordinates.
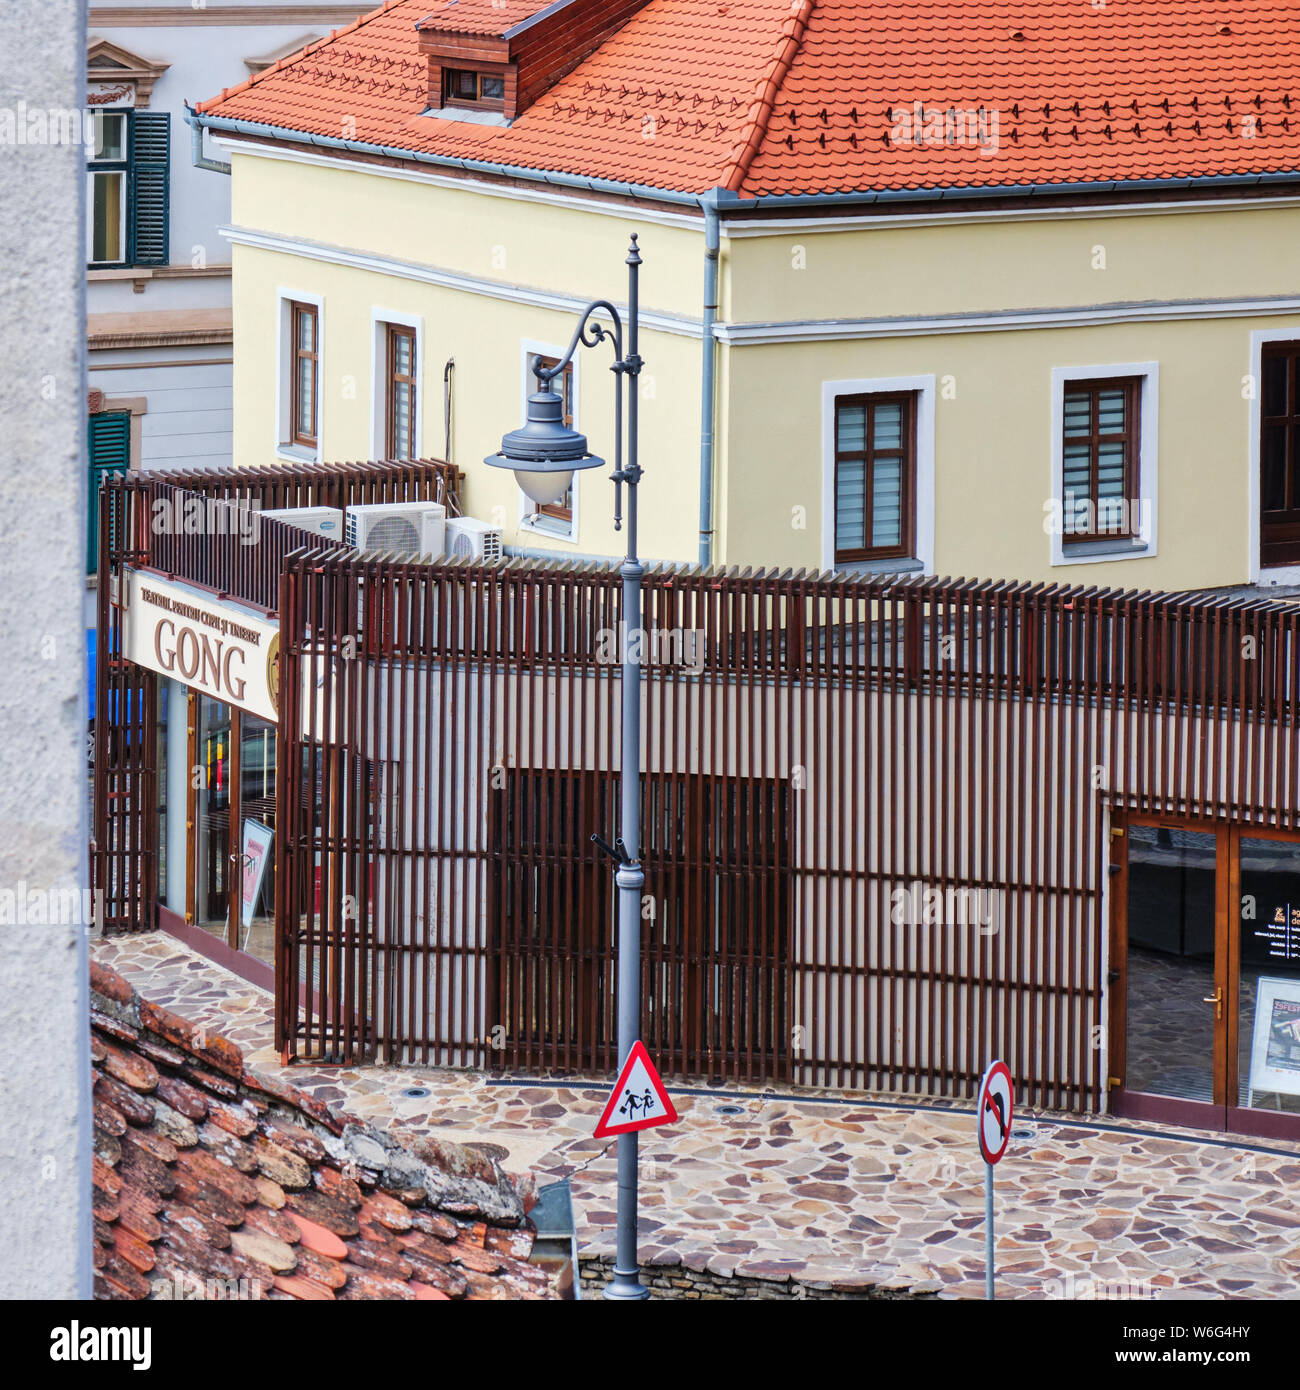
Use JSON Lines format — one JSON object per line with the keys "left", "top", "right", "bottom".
{"left": 197, "top": 0, "right": 1300, "bottom": 200}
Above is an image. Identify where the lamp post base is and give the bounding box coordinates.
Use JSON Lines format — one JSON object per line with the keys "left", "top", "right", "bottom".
{"left": 603, "top": 1268, "right": 652, "bottom": 1301}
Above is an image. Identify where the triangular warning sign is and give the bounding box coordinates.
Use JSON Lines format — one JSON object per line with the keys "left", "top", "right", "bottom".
{"left": 593, "top": 1040, "right": 678, "bottom": 1139}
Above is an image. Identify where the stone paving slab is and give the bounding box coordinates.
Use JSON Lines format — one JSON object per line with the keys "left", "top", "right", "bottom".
{"left": 94, "top": 933, "right": 1300, "bottom": 1299}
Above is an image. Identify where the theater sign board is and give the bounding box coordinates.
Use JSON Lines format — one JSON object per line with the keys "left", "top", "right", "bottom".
{"left": 118, "top": 568, "right": 279, "bottom": 722}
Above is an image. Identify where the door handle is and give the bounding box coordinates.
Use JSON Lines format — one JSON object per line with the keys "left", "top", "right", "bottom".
{"left": 1202, "top": 987, "right": 1223, "bottom": 1020}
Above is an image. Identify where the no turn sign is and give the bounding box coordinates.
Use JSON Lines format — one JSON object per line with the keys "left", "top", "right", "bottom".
{"left": 976, "top": 1060, "right": 1014, "bottom": 1165}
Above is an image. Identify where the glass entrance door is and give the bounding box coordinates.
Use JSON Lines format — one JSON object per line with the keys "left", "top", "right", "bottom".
{"left": 1115, "top": 821, "right": 1226, "bottom": 1128}
{"left": 194, "top": 694, "right": 233, "bottom": 946}
{"left": 1112, "top": 817, "right": 1300, "bottom": 1138}
{"left": 188, "top": 695, "right": 278, "bottom": 970}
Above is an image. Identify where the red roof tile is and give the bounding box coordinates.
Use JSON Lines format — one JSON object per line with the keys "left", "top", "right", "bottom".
{"left": 196, "top": 0, "right": 1300, "bottom": 198}
{"left": 415, "top": 0, "right": 556, "bottom": 36}
{"left": 88, "top": 960, "right": 554, "bottom": 1301}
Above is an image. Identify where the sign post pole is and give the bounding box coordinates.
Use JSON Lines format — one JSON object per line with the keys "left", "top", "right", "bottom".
{"left": 984, "top": 1160, "right": 995, "bottom": 1300}
{"left": 593, "top": 1039, "right": 678, "bottom": 1300}
{"left": 975, "top": 1059, "right": 1013, "bottom": 1303}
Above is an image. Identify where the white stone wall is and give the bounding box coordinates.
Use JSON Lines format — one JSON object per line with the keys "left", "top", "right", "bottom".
{"left": 0, "top": 0, "right": 94, "bottom": 1301}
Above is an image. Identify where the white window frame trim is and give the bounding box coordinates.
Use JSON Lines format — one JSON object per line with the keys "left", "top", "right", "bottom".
{"left": 275, "top": 287, "right": 325, "bottom": 464}
{"left": 517, "top": 336, "right": 581, "bottom": 545}
{"left": 821, "top": 375, "right": 935, "bottom": 573}
{"left": 370, "top": 308, "right": 424, "bottom": 461}
{"left": 1049, "top": 362, "right": 1159, "bottom": 567}
{"left": 1248, "top": 326, "right": 1300, "bottom": 585}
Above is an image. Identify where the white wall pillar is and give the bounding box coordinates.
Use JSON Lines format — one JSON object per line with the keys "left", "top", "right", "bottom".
{"left": 0, "top": 0, "right": 93, "bottom": 1300}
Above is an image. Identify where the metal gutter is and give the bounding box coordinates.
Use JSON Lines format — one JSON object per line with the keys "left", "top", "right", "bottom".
{"left": 188, "top": 110, "right": 701, "bottom": 208}
{"left": 697, "top": 190, "right": 720, "bottom": 566}
{"left": 712, "top": 169, "right": 1300, "bottom": 214}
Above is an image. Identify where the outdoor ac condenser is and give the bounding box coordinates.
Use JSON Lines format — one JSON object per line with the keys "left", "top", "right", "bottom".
{"left": 444, "top": 516, "right": 504, "bottom": 563}
{"left": 345, "top": 502, "right": 446, "bottom": 559}
{"left": 260, "top": 506, "right": 345, "bottom": 540}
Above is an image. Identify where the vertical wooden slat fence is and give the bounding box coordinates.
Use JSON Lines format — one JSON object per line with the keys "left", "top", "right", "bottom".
{"left": 273, "top": 551, "right": 1300, "bottom": 1112}
{"left": 94, "top": 464, "right": 1300, "bottom": 1109}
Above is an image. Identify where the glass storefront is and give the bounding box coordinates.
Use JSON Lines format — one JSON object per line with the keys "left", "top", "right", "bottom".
{"left": 1238, "top": 836, "right": 1300, "bottom": 1118}
{"left": 189, "top": 693, "right": 277, "bottom": 970}
{"left": 1116, "top": 819, "right": 1300, "bottom": 1137}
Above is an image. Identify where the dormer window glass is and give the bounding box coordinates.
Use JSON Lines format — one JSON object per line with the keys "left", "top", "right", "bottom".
{"left": 443, "top": 68, "right": 505, "bottom": 107}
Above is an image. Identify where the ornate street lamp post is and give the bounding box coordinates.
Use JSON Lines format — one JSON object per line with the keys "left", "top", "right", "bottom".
{"left": 484, "top": 237, "right": 649, "bottom": 1300}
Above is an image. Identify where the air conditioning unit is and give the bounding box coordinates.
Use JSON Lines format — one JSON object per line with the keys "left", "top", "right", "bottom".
{"left": 345, "top": 502, "right": 446, "bottom": 559}
{"left": 261, "top": 506, "right": 345, "bottom": 540}
{"left": 445, "top": 516, "right": 504, "bottom": 563}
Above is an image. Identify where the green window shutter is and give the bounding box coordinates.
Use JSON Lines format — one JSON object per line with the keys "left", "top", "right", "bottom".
{"left": 130, "top": 111, "right": 170, "bottom": 267}
{"left": 88, "top": 412, "right": 132, "bottom": 574}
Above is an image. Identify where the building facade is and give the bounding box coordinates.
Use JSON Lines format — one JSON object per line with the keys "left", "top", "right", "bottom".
{"left": 190, "top": 0, "right": 1300, "bottom": 590}
{"left": 84, "top": 4, "right": 374, "bottom": 550}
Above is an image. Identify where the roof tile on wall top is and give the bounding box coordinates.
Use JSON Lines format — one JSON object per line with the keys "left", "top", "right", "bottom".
{"left": 197, "top": 0, "right": 1300, "bottom": 198}
{"left": 88, "top": 960, "right": 555, "bottom": 1302}
{"left": 415, "top": 0, "right": 558, "bottom": 36}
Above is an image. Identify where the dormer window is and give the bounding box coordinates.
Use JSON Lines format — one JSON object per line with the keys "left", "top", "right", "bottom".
{"left": 443, "top": 68, "right": 505, "bottom": 108}
{"left": 417, "top": 2, "right": 653, "bottom": 122}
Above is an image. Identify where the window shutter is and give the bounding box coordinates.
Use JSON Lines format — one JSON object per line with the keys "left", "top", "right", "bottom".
{"left": 130, "top": 111, "right": 170, "bottom": 266}
{"left": 87, "top": 412, "right": 131, "bottom": 574}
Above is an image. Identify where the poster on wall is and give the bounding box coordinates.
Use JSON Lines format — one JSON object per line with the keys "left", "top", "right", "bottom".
{"left": 1247, "top": 976, "right": 1300, "bottom": 1099}
{"left": 240, "top": 819, "right": 275, "bottom": 934}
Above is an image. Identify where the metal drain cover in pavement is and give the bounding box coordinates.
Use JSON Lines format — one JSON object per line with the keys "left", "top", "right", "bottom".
{"left": 401, "top": 1086, "right": 431, "bottom": 1099}
{"left": 714, "top": 1104, "right": 745, "bottom": 1116}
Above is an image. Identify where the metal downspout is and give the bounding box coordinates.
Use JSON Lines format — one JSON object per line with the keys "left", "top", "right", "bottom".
{"left": 184, "top": 108, "right": 231, "bottom": 175}
{"left": 697, "top": 191, "right": 720, "bottom": 566}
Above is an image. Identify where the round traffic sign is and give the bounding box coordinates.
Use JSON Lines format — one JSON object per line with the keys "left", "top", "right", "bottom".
{"left": 976, "top": 1060, "right": 1014, "bottom": 1165}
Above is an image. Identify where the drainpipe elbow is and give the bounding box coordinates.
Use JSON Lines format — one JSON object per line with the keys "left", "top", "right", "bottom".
{"left": 185, "top": 107, "right": 232, "bottom": 176}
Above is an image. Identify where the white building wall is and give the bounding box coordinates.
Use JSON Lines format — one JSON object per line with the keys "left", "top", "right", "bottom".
{"left": 86, "top": 3, "right": 370, "bottom": 471}
{"left": 0, "top": 0, "right": 93, "bottom": 1303}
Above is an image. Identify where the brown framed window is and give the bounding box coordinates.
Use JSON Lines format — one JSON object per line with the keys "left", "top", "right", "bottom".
{"left": 385, "top": 324, "right": 417, "bottom": 460}
{"left": 529, "top": 353, "right": 574, "bottom": 526}
{"left": 834, "top": 392, "right": 915, "bottom": 563}
{"left": 1260, "top": 342, "right": 1300, "bottom": 566}
{"left": 1061, "top": 377, "right": 1140, "bottom": 541}
{"left": 443, "top": 68, "right": 506, "bottom": 108}
{"left": 290, "top": 301, "right": 318, "bottom": 447}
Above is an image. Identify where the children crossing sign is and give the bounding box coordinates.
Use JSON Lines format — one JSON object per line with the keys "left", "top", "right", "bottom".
{"left": 593, "top": 1040, "right": 678, "bottom": 1139}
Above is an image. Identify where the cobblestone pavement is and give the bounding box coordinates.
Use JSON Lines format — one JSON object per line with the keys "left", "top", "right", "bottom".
{"left": 94, "top": 934, "right": 1300, "bottom": 1299}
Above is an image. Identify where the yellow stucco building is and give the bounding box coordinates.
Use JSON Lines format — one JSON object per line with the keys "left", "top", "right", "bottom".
{"left": 193, "top": 0, "right": 1300, "bottom": 591}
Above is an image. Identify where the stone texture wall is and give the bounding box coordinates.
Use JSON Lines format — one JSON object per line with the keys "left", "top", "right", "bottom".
{"left": 0, "top": 0, "right": 92, "bottom": 1300}
{"left": 579, "top": 1255, "right": 938, "bottom": 1301}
